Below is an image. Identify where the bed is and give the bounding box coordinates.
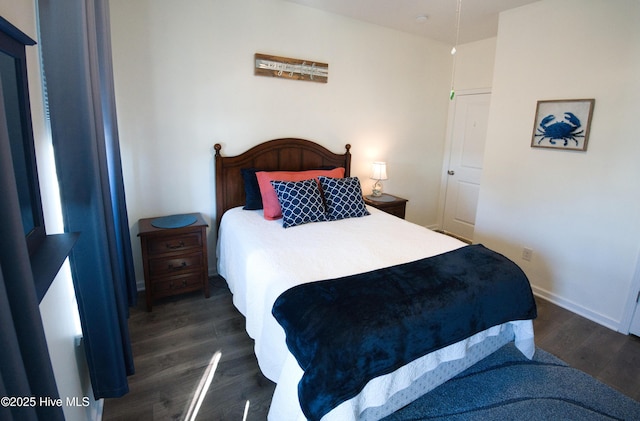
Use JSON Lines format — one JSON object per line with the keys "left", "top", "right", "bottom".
{"left": 214, "top": 138, "right": 536, "bottom": 420}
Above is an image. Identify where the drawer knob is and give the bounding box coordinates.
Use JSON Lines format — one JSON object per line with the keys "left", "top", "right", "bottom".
{"left": 166, "top": 241, "right": 185, "bottom": 250}
{"left": 169, "top": 261, "right": 187, "bottom": 270}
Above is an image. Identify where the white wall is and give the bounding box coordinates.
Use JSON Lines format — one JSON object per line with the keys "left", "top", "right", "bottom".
{"left": 452, "top": 37, "right": 496, "bottom": 92}
{"left": 0, "top": 1, "right": 98, "bottom": 419}
{"left": 475, "top": 0, "right": 640, "bottom": 331}
{"left": 109, "top": 0, "right": 453, "bottom": 283}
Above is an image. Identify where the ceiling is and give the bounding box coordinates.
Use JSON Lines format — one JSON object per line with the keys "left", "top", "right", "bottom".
{"left": 283, "top": 0, "right": 540, "bottom": 45}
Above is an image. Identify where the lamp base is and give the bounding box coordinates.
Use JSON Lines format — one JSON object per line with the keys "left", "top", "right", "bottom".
{"left": 372, "top": 180, "right": 383, "bottom": 197}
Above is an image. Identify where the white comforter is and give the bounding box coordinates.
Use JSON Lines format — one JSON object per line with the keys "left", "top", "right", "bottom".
{"left": 217, "top": 206, "right": 534, "bottom": 420}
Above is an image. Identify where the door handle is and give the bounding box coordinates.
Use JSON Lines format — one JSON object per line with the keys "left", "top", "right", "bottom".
{"left": 447, "top": 170, "right": 455, "bottom": 175}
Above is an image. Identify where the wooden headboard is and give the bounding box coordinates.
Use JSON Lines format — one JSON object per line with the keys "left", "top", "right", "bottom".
{"left": 214, "top": 138, "right": 351, "bottom": 228}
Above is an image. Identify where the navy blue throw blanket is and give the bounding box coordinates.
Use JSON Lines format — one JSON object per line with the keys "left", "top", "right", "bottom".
{"left": 272, "top": 244, "right": 537, "bottom": 420}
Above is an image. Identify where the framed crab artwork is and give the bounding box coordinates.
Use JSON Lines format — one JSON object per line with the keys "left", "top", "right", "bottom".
{"left": 531, "top": 99, "right": 595, "bottom": 151}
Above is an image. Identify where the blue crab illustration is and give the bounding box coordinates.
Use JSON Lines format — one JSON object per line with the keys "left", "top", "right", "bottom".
{"left": 535, "top": 112, "right": 584, "bottom": 146}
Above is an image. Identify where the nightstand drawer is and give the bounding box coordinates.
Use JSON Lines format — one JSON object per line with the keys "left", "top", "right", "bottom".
{"left": 364, "top": 194, "right": 408, "bottom": 219}
{"left": 151, "top": 273, "right": 204, "bottom": 297}
{"left": 383, "top": 204, "right": 406, "bottom": 219}
{"left": 148, "top": 252, "right": 203, "bottom": 277}
{"left": 146, "top": 232, "right": 203, "bottom": 255}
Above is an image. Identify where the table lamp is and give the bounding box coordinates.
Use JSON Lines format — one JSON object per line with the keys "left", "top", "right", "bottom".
{"left": 370, "top": 161, "right": 387, "bottom": 197}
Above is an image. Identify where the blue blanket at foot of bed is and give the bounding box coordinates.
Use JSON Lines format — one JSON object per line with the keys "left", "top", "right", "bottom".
{"left": 272, "top": 244, "right": 537, "bottom": 421}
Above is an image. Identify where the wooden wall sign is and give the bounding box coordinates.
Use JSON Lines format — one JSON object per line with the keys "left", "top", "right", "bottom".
{"left": 254, "top": 53, "right": 328, "bottom": 83}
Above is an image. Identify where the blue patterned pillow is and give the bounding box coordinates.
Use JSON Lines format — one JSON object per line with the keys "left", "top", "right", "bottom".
{"left": 318, "top": 176, "right": 370, "bottom": 220}
{"left": 270, "top": 179, "right": 327, "bottom": 228}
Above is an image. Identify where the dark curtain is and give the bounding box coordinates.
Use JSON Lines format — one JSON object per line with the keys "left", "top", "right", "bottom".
{"left": 0, "top": 84, "right": 63, "bottom": 420}
{"left": 37, "top": 0, "right": 137, "bottom": 399}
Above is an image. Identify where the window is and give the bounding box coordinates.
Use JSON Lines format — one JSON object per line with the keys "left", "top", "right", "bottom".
{"left": 0, "top": 16, "right": 43, "bottom": 255}
{"left": 0, "top": 16, "right": 77, "bottom": 301}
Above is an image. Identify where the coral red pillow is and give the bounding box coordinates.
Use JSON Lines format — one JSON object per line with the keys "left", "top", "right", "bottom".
{"left": 256, "top": 168, "right": 345, "bottom": 220}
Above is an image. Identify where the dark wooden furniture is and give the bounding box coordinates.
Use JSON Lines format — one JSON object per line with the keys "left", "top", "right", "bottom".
{"left": 138, "top": 213, "right": 209, "bottom": 311}
{"left": 214, "top": 138, "right": 351, "bottom": 228}
{"left": 364, "top": 194, "right": 408, "bottom": 219}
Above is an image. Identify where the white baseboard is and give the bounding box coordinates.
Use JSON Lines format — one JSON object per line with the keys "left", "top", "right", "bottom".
{"left": 531, "top": 285, "right": 622, "bottom": 332}
{"left": 91, "top": 399, "right": 104, "bottom": 421}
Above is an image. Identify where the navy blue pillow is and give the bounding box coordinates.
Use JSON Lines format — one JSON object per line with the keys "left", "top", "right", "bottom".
{"left": 241, "top": 168, "right": 263, "bottom": 210}
{"left": 270, "top": 179, "right": 327, "bottom": 228}
{"left": 318, "top": 176, "right": 370, "bottom": 220}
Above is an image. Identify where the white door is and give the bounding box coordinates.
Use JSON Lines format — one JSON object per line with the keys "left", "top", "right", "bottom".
{"left": 627, "top": 251, "right": 640, "bottom": 337}
{"left": 630, "top": 294, "right": 640, "bottom": 337}
{"left": 442, "top": 93, "right": 491, "bottom": 242}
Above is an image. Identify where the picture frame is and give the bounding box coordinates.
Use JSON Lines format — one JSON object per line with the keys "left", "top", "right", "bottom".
{"left": 254, "top": 53, "right": 328, "bottom": 83}
{"left": 531, "top": 99, "right": 595, "bottom": 151}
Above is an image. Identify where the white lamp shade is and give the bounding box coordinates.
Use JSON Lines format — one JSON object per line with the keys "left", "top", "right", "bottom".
{"left": 370, "top": 161, "right": 388, "bottom": 180}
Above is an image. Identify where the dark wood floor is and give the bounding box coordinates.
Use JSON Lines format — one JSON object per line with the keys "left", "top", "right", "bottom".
{"left": 102, "top": 276, "right": 640, "bottom": 420}
{"left": 533, "top": 296, "right": 640, "bottom": 401}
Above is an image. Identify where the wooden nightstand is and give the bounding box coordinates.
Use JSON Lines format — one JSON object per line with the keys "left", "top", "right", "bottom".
{"left": 138, "top": 213, "right": 210, "bottom": 311}
{"left": 364, "top": 194, "right": 408, "bottom": 219}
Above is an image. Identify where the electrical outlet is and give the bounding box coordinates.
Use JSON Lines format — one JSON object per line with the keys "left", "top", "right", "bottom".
{"left": 522, "top": 247, "right": 533, "bottom": 261}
